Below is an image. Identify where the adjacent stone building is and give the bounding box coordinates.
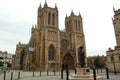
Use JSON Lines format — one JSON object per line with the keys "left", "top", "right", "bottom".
{"left": 106, "top": 8, "right": 120, "bottom": 73}
{"left": 0, "top": 51, "right": 13, "bottom": 68}
{"left": 87, "top": 55, "right": 106, "bottom": 68}
{"left": 13, "top": 2, "right": 87, "bottom": 70}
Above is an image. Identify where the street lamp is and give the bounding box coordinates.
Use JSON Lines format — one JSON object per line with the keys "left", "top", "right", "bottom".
{"left": 111, "top": 50, "right": 117, "bottom": 74}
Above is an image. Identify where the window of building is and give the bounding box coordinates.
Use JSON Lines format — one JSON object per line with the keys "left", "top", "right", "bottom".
{"left": 48, "top": 13, "right": 51, "bottom": 24}
{"left": 119, "top": 56, "right": 120, "bottom": 61}
{"left": 111, "top": 56, "right": 114, "bottom": 62}
{"left": 75, "top": 20, "right": 77, "bottom": 31}
{"left": 78, "top": 21, "right": 80, "bottom": 31}
{"left": 61, "top": 39, "right": 69, "bottom": 49}
{"left": 52, "top": 14, "right": 55, "bottom": 25}
{"left": 66, "top": 22, "right": 69, "bottom": 31}
{"left": 48, "top": 45, "right": 55, "bottom": 60}
{"left": 66, "top": 22, "right": 68, "bottom": 27}
{"left": 0, "top": 57, "right": 3, "bottom": 59}
{"left": 69, "top": 21, "right": 71, "bottom": 31}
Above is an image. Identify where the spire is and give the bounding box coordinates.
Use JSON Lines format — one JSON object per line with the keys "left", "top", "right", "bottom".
{"left": 66, "top": 14, "right": 68, "bottom": 17}
{"left": 65, "top": 14, "right": 68, "bottom": 19}
{"left": 79, "top": 12, "right": 82, "bottom": 19}
{"left": 79, "top": 12, "right": 81, "bottom": 17}
{"left": 55, "top": 3, "right": 58, "bottom": 9}
{"left": 71, "top": 9, "right": 74, "bottom": 16}
{"left": 113, "top": 7, "right": 115, "bottom": 11}
{"left": 38, "top": 2, "right": 42, "bottom": 10}
{"left": 113, "top": 7, "right": 115, "bottom": 13}
{"left": 44, "top": 0, "right": 48, "bottom": 8}
{"left": 112, "top": 17, "right": 114, "bottom": 21}
{"left": 40, "top": 2, "right": 42, "bottom": 8}
{"left": 32, "top": 25, "right": 34, "bottom": 30}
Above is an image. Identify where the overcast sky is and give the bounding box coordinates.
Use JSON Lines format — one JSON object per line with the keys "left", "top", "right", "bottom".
{"left": 0, "top": 0, "right": 120, "bottom": 56}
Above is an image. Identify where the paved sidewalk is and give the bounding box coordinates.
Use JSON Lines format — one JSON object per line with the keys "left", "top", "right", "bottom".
{"left": 0, "top": 70, "right": 120, "bottom": 80}
{"left": 18, "top": 73, "right": 120, "bottom": 80}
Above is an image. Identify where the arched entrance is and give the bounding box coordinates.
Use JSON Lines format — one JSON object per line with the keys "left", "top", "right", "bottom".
{"left": 20, "top": 49, "right": 25, "bottom": 69}
{"left": 62, "top": 53, "right": 75, "bottom": 69}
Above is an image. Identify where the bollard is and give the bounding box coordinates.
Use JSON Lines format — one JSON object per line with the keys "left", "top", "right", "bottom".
{"left": 101, "top": 68, "right": 103, "bottom": 73}
{"left": 18, "top": 71, "right": 20, "bottom": 79}
{"left": 61, "top": 69, "right": 63, "bottom": 79}
{"left": 66, "top": 69, "right": 69, "bottom": 80}
{"left": 106, "top": 67, "right": 109, "bottom": 79}
{"left": 33, "top": 70, "right": 34, "bottom": 77}
{"left": 3, "top": 71, "right": 6, "bottom": 80}
{"left": 62, "top": 64, "right": 65, "bottom": 70}
{"left": 11, "top": 72, "right": 13, "bottom": 80}
{"left": 47, "top": 70, "right": 48, "bottom": 76}
{"left": 54, "top": 70, "right": 55, "bottom": 76}
{"left": 40, "top": 70, "right": 41, "bottom": 76}
{"left": 93, "top": 68, "right": 96, "bottom": 80}
{"left": 75, "top": 69, "right": 77, "bottom": 74}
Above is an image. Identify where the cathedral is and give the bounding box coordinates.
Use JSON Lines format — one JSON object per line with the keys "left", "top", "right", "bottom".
{"left": 13, "top": 2, "right": 87, "bottom": 70}
{"left": 106, "top": 8, "right": 120, "bottom": 73}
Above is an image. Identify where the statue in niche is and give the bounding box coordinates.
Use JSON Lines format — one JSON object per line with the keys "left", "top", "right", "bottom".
{"left": 78, "top": 47, "right": 85, "bottom": 67}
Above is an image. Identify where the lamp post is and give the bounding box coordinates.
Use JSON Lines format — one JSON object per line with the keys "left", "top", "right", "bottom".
{"left": 111, "top": 50, "right": 117, "bottom": 74}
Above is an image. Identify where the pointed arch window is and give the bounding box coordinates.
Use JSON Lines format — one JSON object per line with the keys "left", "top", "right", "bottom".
{"left": 48, "top": 13, "right": 51, "bottom": 24}
{"left": 78, "top": 21, "right": 80, "bottom": 31}
{"left": 20, "top": 50, "right": 25, "bottom": 65}
{"left": 75, "top": 20, "right": 77, "bottom": 31}
{"left": 52, "top": 14, "right": 55, "bottom": 25}
{"left": 48, "top": 45, "right": 55, "bottom": 60}
{"left": 66, "top": 22, "right": 69, "bottom": 32}
{"left": 119, "top": 56, "right": 120, "bottom": 61}
{"left": 61, "top": 39, "right": 69, "bottom": 49}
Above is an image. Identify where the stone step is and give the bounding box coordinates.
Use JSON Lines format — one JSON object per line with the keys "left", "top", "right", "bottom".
{"left": 69, "top": 74, "right": 104, "bottom": 80}
{"left": 70, "top": 74, "right": 93, "bottom": 78}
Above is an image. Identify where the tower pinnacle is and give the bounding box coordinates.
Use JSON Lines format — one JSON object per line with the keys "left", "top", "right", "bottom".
{"left": 113, "top": 7, "right": 115, "bottom": 13}
{"left": 44, "top": 0, "right": 48, "bottom": 7}
{"left": 45, "top": 0, "right": 47, "bottom": 3}
{"left": 71, "top": 9, "right": 74, "bottom": 16}
{"left": 55, "top": 3, "right": 58, "bottom": 9}
{"left": 79, "top": 12, "right": 82, "bottom": 18}
{"left": 39, "top": 2, "right": 42, "bottom": 9}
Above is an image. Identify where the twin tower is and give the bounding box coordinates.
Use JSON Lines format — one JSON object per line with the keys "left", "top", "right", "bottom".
{"left": 14, "top": 2, "right": 86, "bottom": 70}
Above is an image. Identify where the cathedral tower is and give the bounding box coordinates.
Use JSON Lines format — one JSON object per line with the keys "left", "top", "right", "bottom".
{"left": 113, "top": 8, "right": 120, "bottom": 46}
{"left": 35, "top": 2, "right": 60, "bottom": 70}
{"left": 64, "top": 11, "right": 87, "bottom": 67}
{"left": 65, "top": 11, "right": 83, "bottom": 33}
{"left": 37, "top": 2, "right": 58, "bottom": 29}
{"left": 106, "top": 8, "right": 120, "bottom": 73}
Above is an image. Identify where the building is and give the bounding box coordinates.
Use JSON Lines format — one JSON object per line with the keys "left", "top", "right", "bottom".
{"left": 13, "top": 1, "right": 87, "bottom": 70}
{"left": 87, "top": 55, "right": 106, "bottom": 68}
{"left": 0, "top": 51, "right": 13, "bottom": 68}
{"left": 106, "top": 8, "right": 120, "bottom": 73}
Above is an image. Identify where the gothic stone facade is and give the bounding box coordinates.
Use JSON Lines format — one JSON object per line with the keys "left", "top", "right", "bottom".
{"left": 13, "top": 2, "right": 87, "bottom": 70}
{"left": 106, "top": 8, "right": 120, "bottom": 72}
